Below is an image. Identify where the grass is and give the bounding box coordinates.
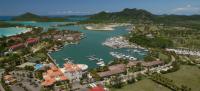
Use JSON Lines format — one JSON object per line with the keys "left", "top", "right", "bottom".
{"left": 111, "top": 65, "right": 200, "bottom": 91}
{"left": 111, "top": 79, "right": 171, "bottom": 91}
{"left": 163, "top": 65, "right": 200, "bottom": 91}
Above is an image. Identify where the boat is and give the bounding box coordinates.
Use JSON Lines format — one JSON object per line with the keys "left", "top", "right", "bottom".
{"left": 77, "top": 64, "right": 88, "bottom": 70}
{"left": 97, "top": 61, "right": 104, "bottom": 65}
{"left": 88, "top": 57, "right": 96, "bottom": 61}
{"left": 97, "top": 61, "right": 105, "bottom": 66}
{"left": 99, "top": 63, "right": 105, "bottom": 66}
{"left": 64, "top": 58, "right": 69, "bottom": 61}
{"left": 129, "top": 57, "right": 137, "bottom": 60}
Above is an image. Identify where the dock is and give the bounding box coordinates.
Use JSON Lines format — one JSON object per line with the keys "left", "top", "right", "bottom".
{"left": 47, "top": 53, "right": 58, "bottom": 66}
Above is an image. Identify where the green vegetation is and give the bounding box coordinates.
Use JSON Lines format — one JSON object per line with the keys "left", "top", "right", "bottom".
{"left": 150, "top": 74, "right": 188, "bottom": 91}
{"left": 163, "top": 65, "right": 200, "bottom": 91}
{"left": 129, "top": 33, "right": 173, "bottom": 49}
{"left": 0, "top": 21, "right": 20, "bottom": 28}
{"left": 80, "top": 8, "right": 153, "bottom": 23}
{"left": 111, "top": 79, "right": 171, "bottom": 91}
{"left": 13, "top": 12, "right": 65, "bottom": 22}
{"left": 83, "top": 8, "right": 200, "bottom": 26}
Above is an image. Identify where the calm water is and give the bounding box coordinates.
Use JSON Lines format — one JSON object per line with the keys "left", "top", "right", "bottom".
{"left": 1, "top": 21, "right": 147, "bottom": 68}
{"left": 0, "top": 27, "right": 30, "bottom": 37}
{"left": 50, "top": 25, "right": 147, "bottom": 68}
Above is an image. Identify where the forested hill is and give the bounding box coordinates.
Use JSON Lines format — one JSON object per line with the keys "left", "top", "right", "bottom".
{"left": 85, "top": 8, "right": 154, "bottom": 23}
{"left": 82, "top": 8, "right": 200, "bottom": 25}
{"left": 12, "top": 12, "right": 65, "bottom": 22}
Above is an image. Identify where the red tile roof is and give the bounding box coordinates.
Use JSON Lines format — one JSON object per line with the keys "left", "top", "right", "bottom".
{"left": 42, "top": 64, "right": 68, "bottom": 86}
{"left": 9, "top": 43, "right": 25, "bottom": 50}
{"left": 89, "top": 86, "right": 105, "bottom": 91}
{"left": 26, "top": 38, "right": 38, "bottom": 44}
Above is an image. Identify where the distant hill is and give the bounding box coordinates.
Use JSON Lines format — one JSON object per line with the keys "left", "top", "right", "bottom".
{"left": 13, "top": 12, "right": 65, "bottom": 22}
{"left": 83, "top": 8, "right": 154, "bottom": 23}
{"left": 82, "top": 8, "right": 200, "bottom": 25}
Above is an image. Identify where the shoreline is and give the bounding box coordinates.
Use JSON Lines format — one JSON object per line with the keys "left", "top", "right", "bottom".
{"left": 85, "top": 23, "right": 130, "bottom": 31}
{"left": 0, "top": 27, "right": 32, "bottom": 37}
{"left": 85, "top": 26, "right": 114, "bottom": 31}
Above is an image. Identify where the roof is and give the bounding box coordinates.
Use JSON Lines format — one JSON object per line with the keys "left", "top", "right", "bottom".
{"left": 9, "top": 43, "right": 24, "bottom": 49}
{"left": 97, "top": 64, "right": 126, "bottom": 77}
{"left": 10, "top": 36, "right": 21, "bottom": 40}
{"left": 26, "top": 38, "right": 38, "bottom": 44}
{"left": 4, "top": 75, "right": 13, "bottom": 80}
{"left": 64, "top": 63, "right": 81, "bottom": 72}
{"left": 42, "top": 64, "right": 68, "bottom": 86}
{"left": 127, "top": 61, "right": 141, "bottom": 67}
{"left": 42, "top": 76, "right": 56, "bottom": 86}
{"left": 142, "top": 60, "right": 164, "bottom": 67}
{"left": 89, "top": 86, "right": 105, "bottom": 91}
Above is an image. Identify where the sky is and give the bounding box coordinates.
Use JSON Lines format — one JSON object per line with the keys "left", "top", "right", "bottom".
{"left": 0, "top": 0, "right": 200, "bottom": 16}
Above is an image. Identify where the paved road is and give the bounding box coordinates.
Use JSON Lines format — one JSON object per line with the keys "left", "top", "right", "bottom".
{"left": 0, "top": 83, "right": 5, "bottom": 91}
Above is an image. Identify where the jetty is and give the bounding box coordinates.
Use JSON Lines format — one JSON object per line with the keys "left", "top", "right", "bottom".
{"left": 110, "top": 51, "right": 137, "bottom": 60}
{"left": 47, "top": 53, "right": 57, "bottom": 66}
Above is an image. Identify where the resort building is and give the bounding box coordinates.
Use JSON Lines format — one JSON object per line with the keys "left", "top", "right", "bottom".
{"left": 8, "top": 37, "right": 39, "bottom": 51}
{"left": 3, "top": 75, "right": 17, "bottom": 85}
{"left": 41, "top": 63, "right": 87, "bottom": 86}
{"left": 141, "top": 60, "right": 164, "bottom": 68}
{"left": 25, "top": 38, "right": 39, "bottom": 46}
{"left": 42, "top": 64, "right": 68, "bottom": 87}
{"left": 97, "top": 64, "right": 126, "bottom": 78}
{"left": 9, "top": 43, "right": 25, "bottom": 51}
{"left": 60, "top": 63, "right": 87, "bottom": 81}
{"left": 127, "top": 60, "right": 164, "bottom": 68}
{"left": 127, "top": 61, "right": 141, "bottom": 68}
{"left": 97, "top": 60, "right": 164, "bottom": 78}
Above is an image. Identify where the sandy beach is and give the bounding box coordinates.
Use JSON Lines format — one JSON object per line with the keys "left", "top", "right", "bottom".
{"left": 85, "top": 23, "right": 131, "bottom": 31}
{"left": 85, "top": 24, "right": 122, "bottom": 31}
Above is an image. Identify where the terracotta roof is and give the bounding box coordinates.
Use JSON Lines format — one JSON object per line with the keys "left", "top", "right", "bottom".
{"left": 42, "top": 76, "right": 56, "bottom": 86}
{"left": 127, "top": 61, "right": 141, "bottom": 67}
{"left": 97, "top": 64, "right": 126, "bottom": 77}
{"left": 60, "top": 75, "right": 68, "bottom": 81}
{"left": 4, "top": 75, "right": 13, "bottom": 80}
{"left": 42, "top": 65, "right": 68, "bottom": 86}
{"left": 64, "top": 63, "right": 81, "bottom": 72}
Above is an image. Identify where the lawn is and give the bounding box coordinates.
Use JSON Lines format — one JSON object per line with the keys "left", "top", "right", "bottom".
{"left": 163, "top": 65, "right": 200, "bottom": 91}
{"left": 111, "top": 79, "right": 171, "bottom": 91}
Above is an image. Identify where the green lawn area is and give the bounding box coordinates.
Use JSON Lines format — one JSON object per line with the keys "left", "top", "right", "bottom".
{"left": 163, "top": 65, "right": 200, "bottom": 91}
{"left": 111, "top": 79, "right": 171, "bottom": 91}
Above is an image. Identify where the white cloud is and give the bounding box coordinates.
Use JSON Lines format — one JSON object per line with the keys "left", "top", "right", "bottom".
{"left": 170, "top": 4, "right": 200, "bottom": 15}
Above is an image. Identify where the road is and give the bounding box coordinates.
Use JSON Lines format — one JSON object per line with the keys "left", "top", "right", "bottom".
{"left": 0, "top": 83, "right": 5, "bottom": 91}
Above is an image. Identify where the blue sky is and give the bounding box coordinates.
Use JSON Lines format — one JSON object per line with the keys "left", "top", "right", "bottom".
{"left": 0, "top": 0, "right": 200, "bottom": 16}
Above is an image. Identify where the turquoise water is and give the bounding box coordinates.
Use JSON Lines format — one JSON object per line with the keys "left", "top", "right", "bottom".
{"left": 0, "top": 27, "right": 30, "bottom": 37}
{"left": 1, "top": 21, "right": 147, "bottom": 68}
{"left": 50, "top": 25, "right": 147, "bottom": 68}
